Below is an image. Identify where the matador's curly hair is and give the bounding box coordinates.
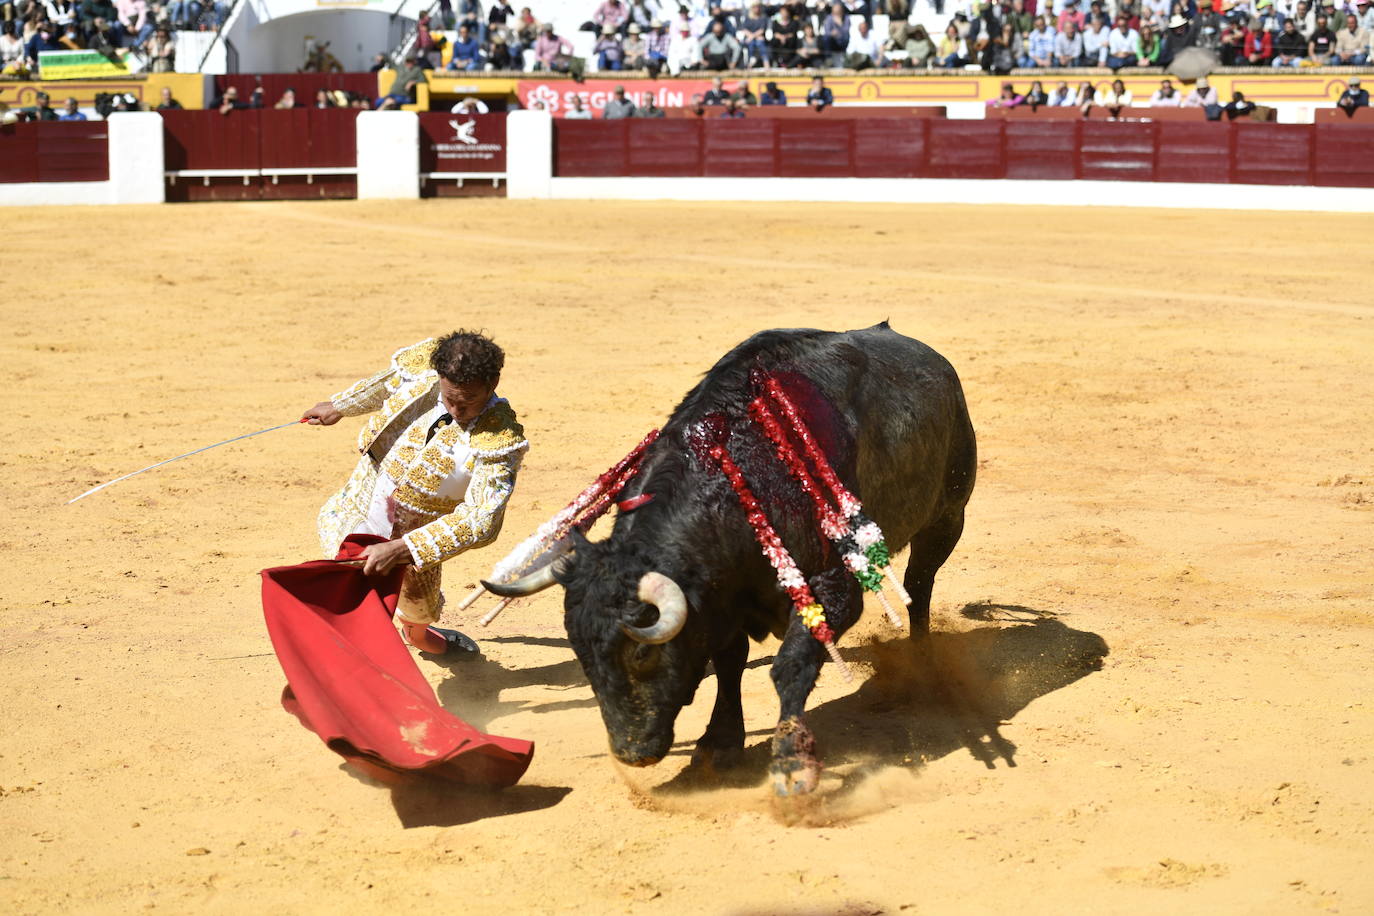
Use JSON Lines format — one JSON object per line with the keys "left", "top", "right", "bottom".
{"left": 431, "top": 329, "right": 504, "bottom": 385}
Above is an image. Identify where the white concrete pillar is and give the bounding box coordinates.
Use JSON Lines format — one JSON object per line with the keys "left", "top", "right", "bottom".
{"left": 356, "top": 110, "right": 420, "bottom": 200}
{"left": 506, "top": 109, "right": 553, "bottom": 200}
{"left": 107, "top": 112, "right": 165, "bottom": 204}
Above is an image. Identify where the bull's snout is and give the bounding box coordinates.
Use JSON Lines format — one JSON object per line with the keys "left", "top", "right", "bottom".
{"left": 608, "top": 733, "right": 671, "bottom": 768}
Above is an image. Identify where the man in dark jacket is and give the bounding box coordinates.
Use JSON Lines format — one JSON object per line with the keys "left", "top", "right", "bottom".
{"left": 1336, "top": 76, "right": 1368, "bottom": 116}
{"left": 1272, "top": 18, "right": 1306, "bottom": 66}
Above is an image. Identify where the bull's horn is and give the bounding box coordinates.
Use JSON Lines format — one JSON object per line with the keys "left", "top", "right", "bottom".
{"left": 623, "top": 572, "right": 688, "bottom": 644}
{"left": 481, "top": 556, "right": 567, "bottom": 598}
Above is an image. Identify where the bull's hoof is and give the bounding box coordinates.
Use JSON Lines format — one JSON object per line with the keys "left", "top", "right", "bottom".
{"left": 770, "top": 717, "right": 821, "bottom": 796}
{"left": 690, "top": 742, "right": 744, "bottom": 771}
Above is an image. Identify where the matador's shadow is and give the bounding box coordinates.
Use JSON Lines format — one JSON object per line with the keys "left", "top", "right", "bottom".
{"left": 431, "top": 634, "right": 592, "bottom": 732}
{"left": 656, "top": 603, "right": 1109, "bottom": 796}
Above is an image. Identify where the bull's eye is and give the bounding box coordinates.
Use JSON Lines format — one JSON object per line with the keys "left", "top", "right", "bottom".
{"left": 626, "top": 642, "right": 661, "bottom": 676}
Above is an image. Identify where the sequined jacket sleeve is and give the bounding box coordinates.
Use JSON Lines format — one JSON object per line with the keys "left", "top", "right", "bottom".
{"left": 328, "top": 338, "right": 437, "bottom": 418}
{"left": 402, "top": 449, "right": 525, "bottom": 570}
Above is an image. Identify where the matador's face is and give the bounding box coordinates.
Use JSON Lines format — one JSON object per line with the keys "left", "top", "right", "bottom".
{"left": 439, "top": 377, "right": 496, "bottom": 424}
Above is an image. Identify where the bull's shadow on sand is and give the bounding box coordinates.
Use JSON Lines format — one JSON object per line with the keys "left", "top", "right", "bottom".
{"left": 655, "top": 603, "right": 1109, "bottom": 798}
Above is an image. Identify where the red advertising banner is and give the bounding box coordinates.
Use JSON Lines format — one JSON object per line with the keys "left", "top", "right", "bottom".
{"left": 418, "top": 112, "right": 506, "bottom": 173}
{"left": 519, "top": 80, "right": 720, "bottom": 117}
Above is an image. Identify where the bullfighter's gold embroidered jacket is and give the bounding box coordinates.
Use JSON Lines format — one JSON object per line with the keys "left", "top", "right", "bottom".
{"left": 316, "top": 338, "right": 528, "bottom": 623}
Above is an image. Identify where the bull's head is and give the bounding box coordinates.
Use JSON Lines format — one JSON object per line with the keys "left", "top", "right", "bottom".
{"left": 483, "top": 534, "right": 707, "bottom": 766}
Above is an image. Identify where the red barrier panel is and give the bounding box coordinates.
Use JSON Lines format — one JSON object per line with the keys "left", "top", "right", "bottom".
{"left": 1003, "top": 120, "right": 1078, "bottom": 180}
{"left": 214, "top": 74, "right": 378, "bottom": 107}
{"left": 926, "top": 120, "right": 1004, "bottom": 179}
{"left": 854, "top": 119, "right": 927, "bottom": 178}
{"left": 0, "top": 121, "right": 108, "bottom": 183}
{"left": 1312, "top": 123, "right": 1374, "bottom": 188}
{"left": 702, "top": 119, "right": 775, "bottom": 177}
{"left": 1155, "top": 122, "right": 1232, "bottom": 183}
{"left": 160, "top": 109, "right": 358, "bottom": 202}
{"left": 778, "top": 119, "right": 852, "bottom": 177}
{"left": 628, "top": 119, "right": 702, "bottom": 177}
{"left": 554, "top": 119, "right": 628, "bottom": 176}
{"left": 418, "top": 113, "right": 506, "bottom": 174}
{"left": 1231, "top": 123, "right": 1314, "bottom": 185}
{"left": 1079, "top": 121, "right": 1157, "bottom": 182}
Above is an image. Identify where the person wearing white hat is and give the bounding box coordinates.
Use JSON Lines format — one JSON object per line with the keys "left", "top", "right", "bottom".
{"left": 595, "top": 23, "right": 626, "bottom": 70}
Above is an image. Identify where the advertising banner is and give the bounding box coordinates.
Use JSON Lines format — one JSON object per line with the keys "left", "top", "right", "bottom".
{"left": 418, "top": 112, "right": 506, "bottom": 173}
{"left": 518, "top": 80, "right": 722, "bottom": 117}
{"left": 37, "top": 50, "right": 130, "bottom": 81}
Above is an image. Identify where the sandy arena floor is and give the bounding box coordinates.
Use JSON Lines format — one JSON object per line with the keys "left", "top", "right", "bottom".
{"left": 2, "top": 199, "right": 1373, "bottom": 914}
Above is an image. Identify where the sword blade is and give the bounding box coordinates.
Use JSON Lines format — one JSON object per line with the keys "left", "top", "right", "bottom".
{"left": 67, "top": 419, "right": 304, "bottom": 504}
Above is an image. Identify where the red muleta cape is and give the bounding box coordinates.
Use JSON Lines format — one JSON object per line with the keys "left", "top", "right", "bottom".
{"left": 260, "top": 534, "right": 533, "bottom": 786}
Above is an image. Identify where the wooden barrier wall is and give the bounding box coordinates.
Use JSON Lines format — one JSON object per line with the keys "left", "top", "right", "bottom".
{"left": 160, "top": 109, "right": 358, "bottom": 201}
{"left": 553, "top": 118, "right": 1374, "bottom": 187}
{"left": 0, "top": 121, "right": 108, "bottom": 183}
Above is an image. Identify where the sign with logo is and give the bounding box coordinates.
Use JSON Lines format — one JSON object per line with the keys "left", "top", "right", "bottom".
{"left": 518, "top": 80, "right": 725, "bottom": 117}
{"left": 418, "top": 112, "right": 505, "bottom": 173}
{"left": 38, "top": 50, "right": 130, "bottom": 81}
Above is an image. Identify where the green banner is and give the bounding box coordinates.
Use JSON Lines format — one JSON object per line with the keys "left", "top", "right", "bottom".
{"left": 38, "top": 49, "right": 130, "bottom": 81}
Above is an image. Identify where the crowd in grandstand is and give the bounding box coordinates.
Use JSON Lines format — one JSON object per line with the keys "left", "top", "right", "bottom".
{"left": 0, "top": 0, "right": 230, "bottom": 78}
{"left": 399, "top": 0, "right": 1374, "bottom": 76}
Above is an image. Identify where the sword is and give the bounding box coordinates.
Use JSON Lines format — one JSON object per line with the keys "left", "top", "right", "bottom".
{"left": 66, "top": 418, "right": 307, "bottom": 504}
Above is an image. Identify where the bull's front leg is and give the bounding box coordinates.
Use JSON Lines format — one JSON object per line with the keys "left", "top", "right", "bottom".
{"left": 691, "top": 631, "right": 749, "bottom": 770}
{"left": 769, "top": 567, "right": 859, "bottom": 796}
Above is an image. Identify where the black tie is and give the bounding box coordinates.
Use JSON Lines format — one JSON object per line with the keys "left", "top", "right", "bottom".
{"left": 425, "top": 412, "right": 453, "bottom": 444}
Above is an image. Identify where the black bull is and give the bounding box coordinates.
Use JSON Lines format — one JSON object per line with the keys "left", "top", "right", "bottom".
{"left": 486, "top": 323, "right": 976, "bottom": 795}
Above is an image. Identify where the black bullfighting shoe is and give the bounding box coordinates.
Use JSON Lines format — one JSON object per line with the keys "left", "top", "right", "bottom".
{"left": 421, "top": 626, "right": 480, "bottom": 658}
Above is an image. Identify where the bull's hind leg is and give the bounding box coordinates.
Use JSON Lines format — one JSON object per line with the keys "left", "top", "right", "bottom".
{"left": 769, "top": 567, "right": 858, "bottom": 796}
{"left": 903, "top": 507, "right": 966, "bottom": 637}
{"left": 691, "top": 631, "right": 749, "bottom": 770}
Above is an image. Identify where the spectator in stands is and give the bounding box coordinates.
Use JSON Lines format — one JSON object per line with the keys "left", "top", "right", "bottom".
{"left": 1050, "top": 80, "right": 1074, "bottom": 105}
{"left": 1272, "top": 17, "right": 1306, "bottom": 64}
{"left": 738, "top": 3, "right": 769, "bottom": 65}
{"left": 594, "top": 0, "right": 628, "bottom": 34}
{"left": 1308, "top": 12, "right": 1336, "bottom": 60}
{"left": 1058, "top": 0, "right": 1086, "bottom": 33}
{"left": 1095, "top": 77, "right": 1131, "bottom": 117}
{"left": 594, "top": 23, "right": 624, "bottom": 69}
{"left": 627, "top": 0, "right": 654, "bottom": 33}
{"left": 940, "top": 22, "right": 970, "bottom": 67}
{"left": 25, "top": 23, "right": 62, "bottom": 72}
{"left": 535, "top": 22, "right": 583, "bottom": 78}
{"left": 115, "top": 0, "right": 147, "bottom": 47}
{"left": 768, "top": 5, "right": 801, "bottom": 67}
{"left": 703, "top": 76, "right": 729, "bottom": 104}
{"left": 28, "top": 91, "right": 57, "bottom": 120}
{"left": 644, "top": 19, "right": 669, "bottom": 74}
{"left": 618, "top": 22, "right": 645, "bottom": 68}
{"left": 1218, "top": 15, "right": 1247, "bottom": 64}
{"left": 720, "top": 97, "right": 746, "bottom": 117}
{"left": 892, "top": 24, "right": 935, "bottom": 68}
{"left": 370, "top": 53, "right": 389, "bottom": 72}
{"left": 565, "top": 94, "right": 592, "bottom": 118}
{"left": 1150, "top": 77, "right": 1181, "bottom": 105}
{"left": 1335, "top": 75, "right": 1368, "bottom": 114}
{"left": 1082, "top": 15, "right": 1110, "bottom": 65}
{"left": 1107, "top": 14, "right": 1140, "bottom": 67}
{"left": 1225, "top": 90, "right": 1257, "bottom": 118}
{"left": 987, "top": 22, "right": 1019, "bottom": 72}
{"left": 1182, "top": 75, "right": 1222, "bottom": 117}
{"left": 1054, "top": 20, "right": 1084, "bottom": 65}
{"left": 806, "top": 74, "right": 833, "bottom": 110}
{"left": 377, "top": 54, "right": 426, "bottom": 109}
{"left": 1192, "top": 0, "right": 1226, "bottom": 51}
{"left": 273, "top": 87, "right": 297, "bottom": 109}
{"left": 797, "top": 21, "right": 825, "bottom": 65}
{"left": 489, "top": 31, "right": 523, "bottom": 69}
{"left": 1021, "top": 16, "right": 1055, "bottom": 68}
{"left": 1159, "top": 13, "right": 1192, "bottom": 66}
{"left": 699, "top": 18, "right": 741, "bottom": 68}
{"left": 1359, "top": 0, "right": 1374, "bottom": 31}
{"left": 760, "top": 80, "right": 787, "bottom": 104}
{"left": 1292, "top": 0, "right": 1316, "bottom": 35}
{"left": 819, "top": 2, "right": 848, "bottom": 64}
{"left": 457, "top": 0, "right": 483, "bottom": 41}
{"left": 731, "top": 80, "right": 756, "bottom": 105}
{"left": 604, "top": 84, "right": 635, "bottom": 118}
{"left": 987, "top": 81, "right": 1024, "bottom": 107}
{"left": 314, "top": 88, "right": 333, "bottom": 107}
{"left": 846, "top": 18, "right": 882, "bottom": 67}
{"left": 1024, "top": 79, "right": 1049, "bottom": 108}
{"left": 58, "top": 96, "right": 85, "bottom": 120}
{"left": 514, "top": 6, "right": 539, "bottom": 45}
{"left": 214, "top": 85, "right": 262, "bottom": 114}
{"left": 1240, "top": 17, "right": 1273, "bottom": 64}
{"left": 635, "top": 90, "right": 665, "bottom": 116}
{"left": 1007, "top": 0, "right": 1032, "bottom": 36}
{"left": 1331, "top": 12, "right": 1367, "bottom": 61}
{"left": 449, "top": 23, "right": 483, "bottom": 70}
{"left": 164, "top": 0, "right": 197, "bottom": 31}
{"left": 0, "top": 23, "right": 24, "bottom": 75}
{"left": 156, "top": 85, "right": 182, "bottom": 109}
{"left": 1073, "top": 79, "right": 1096, "bottom": 115}
{"left": 416, "top": 11, "right": 437, "bottom": 66}
{"left": 1134, "top": 23, "right": 1162, "bottom": 64}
